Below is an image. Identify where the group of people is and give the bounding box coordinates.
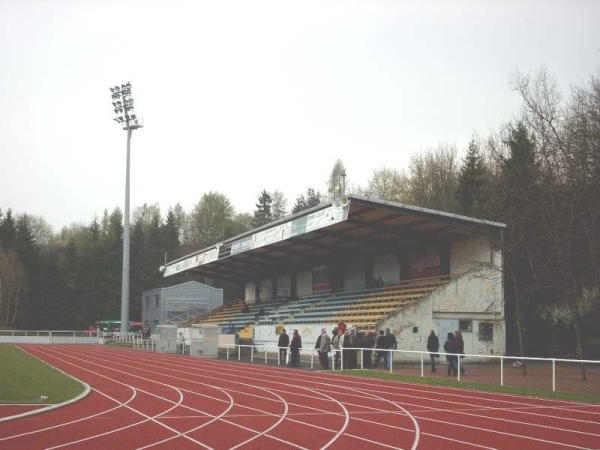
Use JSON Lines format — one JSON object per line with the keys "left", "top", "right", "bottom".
{"left": 277, "top": 328, "right": 302, "bottom": 367}
{"left": 277, "top": 325, "right": 466, "bottom": 374}
{"left": 426, "top": 329, "right": 465, "bottom": 375}
{"left": 276, "top": 323, "right": 398, "bottom": 370}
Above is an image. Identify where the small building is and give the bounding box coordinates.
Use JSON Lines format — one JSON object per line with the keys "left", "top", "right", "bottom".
{"left": 142, "top": 281, "right": 223, "bottom": 334}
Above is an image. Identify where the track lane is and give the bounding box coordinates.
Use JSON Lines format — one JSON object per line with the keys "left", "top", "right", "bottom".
{"left": 1, "top": 345, "right": 598, "bottom": 449}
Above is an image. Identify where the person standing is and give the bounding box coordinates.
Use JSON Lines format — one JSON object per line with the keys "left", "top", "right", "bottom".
{"left": 331, "top": 328, "right": 340, "bottom": 369}
{"left": 373, "top": 330, "right": 388, "bottom": 369}
{"left": 339, "top": 329, "right": 348, "bottom": 369}
{"left": 318, "top": 328, "right": 330, "bottom": 370}
{"left": 454, "top": 330, "right": 465, "bottom": 375}
{"left": 444, "top": 332, "right": 459, "bottom": 376}
{"left": 427, "top": 330, "right": 440, "bottom": 373}
{"left": 289, "top": 329, "right": 302, "bottom": 367}
{"left": 385, "top": 328, "right": 397, "bottom": 370}
{"left": 361, "top": 331, "right": 375, "bottom": 369}
{"left": 278, "top": 328, "right": 290, "bottom": 365}
{"left": 347, "top": 328, "right": 358, "bottom": 369}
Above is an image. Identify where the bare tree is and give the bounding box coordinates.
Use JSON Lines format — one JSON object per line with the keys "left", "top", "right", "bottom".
{"left": 405, "top": 143, "right": 460, "bottom": 211}
{"left": 366, "top": 166, "right": 410, "bottom": 202}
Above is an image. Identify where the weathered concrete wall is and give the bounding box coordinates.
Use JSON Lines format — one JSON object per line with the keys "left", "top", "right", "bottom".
{"left": 378, "top": 265, "right": 505, "bottom": 358}
{"left": 450, "top": 240, "right": 490, "bottom": 275}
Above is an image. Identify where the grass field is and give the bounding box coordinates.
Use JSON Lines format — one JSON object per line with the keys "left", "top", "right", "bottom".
{"left": 0, "top": 344, "right": 84, "bottom": 404}
{"left": 1, "top": 343, "right": 598, "bottom": 407}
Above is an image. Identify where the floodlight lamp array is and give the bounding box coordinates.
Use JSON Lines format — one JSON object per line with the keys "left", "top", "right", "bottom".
{"left": 109, "top": 81, "right": 142, "bottom": 130}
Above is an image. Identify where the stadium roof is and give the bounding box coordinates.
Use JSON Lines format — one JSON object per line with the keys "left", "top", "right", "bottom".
{"left": 162, "top": 195, "right": 506, "bottom": 283}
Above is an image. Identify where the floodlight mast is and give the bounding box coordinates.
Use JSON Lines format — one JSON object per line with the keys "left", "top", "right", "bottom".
{"left": 110, "top": 82, "right": 143, "bottom": 336}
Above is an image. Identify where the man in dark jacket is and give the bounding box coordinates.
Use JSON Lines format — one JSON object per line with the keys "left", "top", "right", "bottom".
{"left": 426, "top": 330, "right": 440, "bottom": 373}
{"left": 385, "top": 328, "right": 397, "bottom": 370}
{"left": 347, "top": 329, "right": 358, "bottom": 369}
{"left": 444, "top": 332, "right": 459, "bottom": 376}
{"left": 361, "top": 332, "right": 375, "bottom": 369}
{"left": 373, "top": 330, "right": 388, "bottom": 369}
{"left": 278, "top": 329, "right": 290, "bottom": 365}
{"left": 289, "top": 329, "right": 302, "bottom": 367}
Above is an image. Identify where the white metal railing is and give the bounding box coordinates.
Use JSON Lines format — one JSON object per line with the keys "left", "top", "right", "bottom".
{"left": 132, "top": 338, "right": 156, "bottom": 351}
{"left": 0, "top": 330, "right": 100, "bottom": 338}
{"left": 224, "top": 343, "right": 600, "bottom": 393}
{"left": 0, "top": 329, "right": 156, "bottom": 350}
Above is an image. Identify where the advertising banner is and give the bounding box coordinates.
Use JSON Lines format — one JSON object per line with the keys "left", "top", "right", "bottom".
{"left": 408, "top": 251, "right": 441, "bottom": 279}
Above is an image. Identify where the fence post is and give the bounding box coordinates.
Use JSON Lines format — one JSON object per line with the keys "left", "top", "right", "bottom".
{"left": 238, "top": 345, "right": 241, "bottom": 361}
{"left": 500, "top": 357, "right": 504, "bottom": 386}
{"left": 389, "top": 350, "right": 393, "bottom": 373}
{"left": 552, "top": 359, "right": 556, "bottom": 391}
{"left": 420, "top": 352, "right": 424, "bottom": 377}
{"left": 265, "top": 347, "right": 268, "bottom": 364}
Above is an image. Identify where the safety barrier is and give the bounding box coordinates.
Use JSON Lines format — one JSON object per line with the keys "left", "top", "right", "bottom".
{"left": 224, "top": 343, "right": 600, "bottom": 395}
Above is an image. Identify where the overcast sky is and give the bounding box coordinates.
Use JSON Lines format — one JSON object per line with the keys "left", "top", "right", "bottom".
{"left": 1, "top": 0, "right": 599, "bottom": 231}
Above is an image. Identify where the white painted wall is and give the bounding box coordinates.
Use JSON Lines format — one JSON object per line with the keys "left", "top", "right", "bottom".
{"left": 450, "top": 239, "right": 490, "bottom": 276}
{"left": 373, "top": 254, "right": 400, "bottom": 284}
{"left": 245, "top": 282, "right": 256, "bottom": 302}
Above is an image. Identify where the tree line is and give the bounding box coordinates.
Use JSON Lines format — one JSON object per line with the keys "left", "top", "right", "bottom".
{"left": 1, "top": 67, "right": 599, "bottom": 360}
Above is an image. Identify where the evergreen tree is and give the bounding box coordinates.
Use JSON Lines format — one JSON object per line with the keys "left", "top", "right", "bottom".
{"left": 14, "top": 214, "right": 40, "bottom": 328}
{"left": 501, "top": 121, "right": 543, "bottom": 362}
{"left": 0, "top": 209, "right": 16, "bottom": 252}
{"left": 306, "top": 188, "right": 322, "bottom": 208}
{"left": 271, "top": 190, "right": 288, "bottom": 221}
{"left": 327, "top": 159, "right": 347, "bottom": 200}
{"left": 253, "top": 189, "right": 273, "bottom": 227}
{"left": 292, "top": 188, "right": 322, "bottom": 214}
{"left": 456, "top": 139, "right": 491, "bottom": 218}
{"left": 291, "top": 194, "right": 307, "bottom": 214}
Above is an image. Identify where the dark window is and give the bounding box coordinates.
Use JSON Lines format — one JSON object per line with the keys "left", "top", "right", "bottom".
{"left": 154, "top": 294, "right": 159, "bottom": 307}
{"left": 459, "top": 320, "right": 472, "bottom": 332}
{"left": 412, "top": 327, "right": 418, "bottom": 333}
{"left": 479, "top": 323, "right": 493, "bottom": 341}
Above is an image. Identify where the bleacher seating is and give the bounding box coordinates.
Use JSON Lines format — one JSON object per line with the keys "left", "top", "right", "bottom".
{"left": 193, "top": 276, "right": 450, "bottom": 333}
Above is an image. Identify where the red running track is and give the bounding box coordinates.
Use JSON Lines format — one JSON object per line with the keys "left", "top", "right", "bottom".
{"left": 0, "top": 345, "right": 598, "bottom": 449}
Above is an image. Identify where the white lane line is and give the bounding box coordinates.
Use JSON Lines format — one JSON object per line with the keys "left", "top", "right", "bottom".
{"left": 418, "top": 415, "right": 594, "bottom": 450}
{"left": 350, "top": 415, "right": 499, "bottom": 450}
{"left": 0, "top": 387, "right": 137, "bottom": 442}
{"left": 228, "top": 388, "right": 290, "bottom": 450}
{"left": 35, "top": 346, "right": 309, "bottom": 450}
{"left": 0, "top": 347, "right": 92, "bottom": 424}
{"left": 59, "top": 346, "right": 361, "bottom": 449}
{"left": 24, "top": 346, "right": 214, "bottom": 450}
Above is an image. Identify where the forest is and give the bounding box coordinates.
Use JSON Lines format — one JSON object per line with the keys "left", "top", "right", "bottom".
{"left": 1, "top": 68, "right": 599, "bottom": 360}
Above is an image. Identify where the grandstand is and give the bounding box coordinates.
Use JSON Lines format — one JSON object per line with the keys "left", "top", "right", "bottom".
{"left": 194, "top": 276, "right": 450, "bottom": 333}
{"left": 164, "top": 195, "right": 506, "bottom": 354}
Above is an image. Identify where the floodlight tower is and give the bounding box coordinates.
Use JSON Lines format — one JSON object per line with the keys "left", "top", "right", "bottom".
{"left": 110, "top": 82, "right": 143, "bottom": 335}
